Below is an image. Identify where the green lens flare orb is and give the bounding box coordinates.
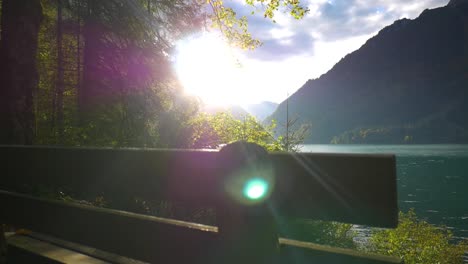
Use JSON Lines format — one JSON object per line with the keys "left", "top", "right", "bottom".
{"left": 243, "top": 178, "right": 269, "bottom": 200}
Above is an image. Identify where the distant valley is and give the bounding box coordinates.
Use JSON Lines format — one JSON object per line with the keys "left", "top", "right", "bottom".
{"left": 203, "top": 101, "right": 278, "bottom": 121}
{"left": 243, "top": 101, "right": 279, "bottom": 121}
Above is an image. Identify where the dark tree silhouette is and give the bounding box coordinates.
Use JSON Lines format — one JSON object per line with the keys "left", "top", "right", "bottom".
{"left": 55, "top": 0, "right": 65, "bottom": 143}
{"left": 0, "top": 0, "right": 43, "bottom": 144}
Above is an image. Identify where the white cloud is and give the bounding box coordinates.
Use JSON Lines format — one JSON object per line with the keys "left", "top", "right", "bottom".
{"left": 233, "top": 0, "right": 450, "bottom": 103}
{"left": 269, "top": 28, "right": 295, "bottom": 39}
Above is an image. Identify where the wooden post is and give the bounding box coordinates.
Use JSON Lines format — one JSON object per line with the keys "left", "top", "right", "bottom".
{"left": 216, "top": 141, "right": 279, "bottom": 264}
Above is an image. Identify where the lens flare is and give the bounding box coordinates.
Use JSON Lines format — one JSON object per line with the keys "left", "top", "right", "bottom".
{"left": 223, "top": 165, "right": 274, "bottom": 205}
{"left": 243, "top": 178, "right": 269, "bottom": 200}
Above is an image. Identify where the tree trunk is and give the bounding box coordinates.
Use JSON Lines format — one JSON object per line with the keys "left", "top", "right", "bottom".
{"left": 56, "top": 0, "right": 64, "bottom": 143}
{"left": 76, "top": 0, "right": 82, "bottom": 125}
{"left": 0, "top": 0, "right": 43, "bottom": 145}
{"left": 80, "top": 0, "right": 101, "bottom": 120}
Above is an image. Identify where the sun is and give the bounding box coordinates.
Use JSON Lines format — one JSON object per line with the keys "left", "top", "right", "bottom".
{"left": 174, "top": 33, "right": 257, "bottom": 106}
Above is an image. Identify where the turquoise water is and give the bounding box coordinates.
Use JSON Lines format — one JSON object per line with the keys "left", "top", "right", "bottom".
{"left": 301, "top": 144, "right": 468, "bottom": 239}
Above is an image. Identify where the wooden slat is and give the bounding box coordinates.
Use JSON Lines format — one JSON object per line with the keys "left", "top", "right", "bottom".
{"left": 271, "top": 152, "right": 398, "bottom": 227}
{"left": 0, "top": 145, "right": 397, "bottom": 227}
{"left": 279, "top": 238, "right": 402, "bottom": 264}
{"left": 0, "top": 145, "right": 221, "bottom": 206}
{"left": 7, "top": 234, "right": 110, "bottom": 264}
{"left": 6, "top": 235, "right": 403, "bottom": 264}
{"left": 1, "top": 191, "right": 400, "bottom": 264}
{"left": 7, "top": 232, "right": 148, "bottom": 264}
{"left": 0, "top": 191, "right": 219, "bottom": 264}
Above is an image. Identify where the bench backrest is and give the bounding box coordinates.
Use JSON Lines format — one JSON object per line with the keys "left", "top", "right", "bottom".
{"left": 0, "top": 144, "right": 399, "bottom": 263}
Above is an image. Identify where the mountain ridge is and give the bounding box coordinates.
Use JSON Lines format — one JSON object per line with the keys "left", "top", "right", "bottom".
{"left": 243, "top": 101, "right": 279, "bottom": 121}
{"left": 267, "top": 2, "right": 468, "bottom": 144}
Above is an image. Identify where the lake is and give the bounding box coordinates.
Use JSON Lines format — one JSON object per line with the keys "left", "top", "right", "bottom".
{"left": 300, "top": 144, "right": 468, "bottom": 239}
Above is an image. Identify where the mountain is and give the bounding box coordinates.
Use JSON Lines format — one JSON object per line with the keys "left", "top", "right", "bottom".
{"left": 243, "top": 101, "right": 279, "bottom": 121}
{"left": 267, "top": 1, "right": 468, "bottom": 144}
{"left": 202, "top": 104, "right": 250, "bottom": 119}
{"left": 200, "top": 101, "right": 278, "bottom": 121}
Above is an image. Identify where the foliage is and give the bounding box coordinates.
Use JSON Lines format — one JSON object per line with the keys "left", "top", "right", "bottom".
{"left": 0, "top": 0, "right": 42, "bottom": 144}
{"left": 207, "top": 0, "right": 308, "bottom": 49}
{"left": 367, "top": 209, "right": 468, "bottom": 264}
{"left": 0, "top": 0, "right": 310, "bottom": 147}
{"left": 27, "top": 0, "right": 204, "bottom": 147}
{"left": 284, "top": 218, "right": 356, "bottom": 248}
{"left": 278, "top": 114, "right": 310, "bottom": 152}
{"left": 330, "top": 127, "right": 393, "bottom": 144}
{"left": 187, "top": 112, "right": 282, "bottom": 151}
{"left": 14, "top": 0, "right": 310, "bottom": 147}
{"left": 36, "top": 0, "right": 78, "bottom": 145}
{"left": 330, "top": 115, "right": 468, "bottom": 144}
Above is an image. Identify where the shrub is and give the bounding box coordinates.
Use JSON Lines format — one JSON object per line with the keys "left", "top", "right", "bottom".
{"left": 368, "top": 209, "right": 468, "bottom": 264}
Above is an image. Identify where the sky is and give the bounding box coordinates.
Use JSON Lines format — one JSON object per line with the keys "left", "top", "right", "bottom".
{"left": 227, "top": 0, "right": 450, "bottom": 103}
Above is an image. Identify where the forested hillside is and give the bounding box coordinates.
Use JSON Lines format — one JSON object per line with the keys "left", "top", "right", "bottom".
{"left": 0, "top": 0, "right": 206, "bottom": 147}
{"left": 268, "top": 0, "right": 468, "bottom": 144}
{"left": 0, "top": 0, "right": 308, "bottom": 149}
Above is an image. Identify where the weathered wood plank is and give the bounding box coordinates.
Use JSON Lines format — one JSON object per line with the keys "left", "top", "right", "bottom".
{"left": 279, "top": 238, "right": 402, "bottom": 264}
{"left": 0, "top": 145, "right": 397, "bottom": 227}
{"left": 7, "top": 232, "right": 149, "bottom": 264}
{"left": 270, "top": 152, "right": 398, "bottom": 227}
{"left": 0, "top": 191, "right": 219, "bottom": 264}
{"left": 7, "top": 234, "right": 110, "bottom": 264}
{"left": 0, "top": 145, "right": 221, "bottom": 207}
{"left": 1, "top": 191, "right": 401, "bottom": 264}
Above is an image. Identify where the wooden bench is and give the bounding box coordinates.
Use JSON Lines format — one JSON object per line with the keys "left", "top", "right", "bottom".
{"left": 0, "top": 142, "right": 401, "bottom": 263}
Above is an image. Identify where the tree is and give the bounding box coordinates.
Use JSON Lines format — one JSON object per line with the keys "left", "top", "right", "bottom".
{"left": 31, "top": 0, "right": 205, "bottom": 146}
{"left": 0, "top": 1, "right": 42, "bottom": 260}
{"left": 368, "top": 209, "right": 468, "bottom": 264}
{"left": 56, "top": 0, "right": 65, "bottom": 143}
{"left": 0, "top": 0, "right": 43, "bottom": 144}
{"left": 207, "top": 0, "right": 308, "bottom": 49}
{"left": 280, "top": 114, "right": 310, "bottom": 152}
{"left": 284, "top": 218, "right": 355, "bottom": 249}
{"left": 282, "top": 101, "right": 311, "bottom": 152}
{"left": 79, "top": 0, "right": 202, "bottom": 117}
{"left": 0, "top": 0, "right": 310, "bottom": 148}
{"left": 187, "top": 112, "right": 281, "bottom": 151}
